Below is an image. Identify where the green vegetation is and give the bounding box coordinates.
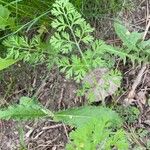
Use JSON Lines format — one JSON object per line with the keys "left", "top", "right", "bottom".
{"left": 0, "top": 0, "right": 149, "bottom": 149}
{"left": 0, "top": 96, "right": 128, "bottom": 150}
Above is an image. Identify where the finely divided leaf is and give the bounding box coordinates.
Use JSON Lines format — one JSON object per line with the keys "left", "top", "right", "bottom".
{"left": 138, "top": 39, "right": 150, "bottom": 50}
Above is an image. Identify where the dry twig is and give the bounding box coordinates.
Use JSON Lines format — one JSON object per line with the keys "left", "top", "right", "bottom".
{"left": 126, "top": 10, "right": 150, "bottom": 104}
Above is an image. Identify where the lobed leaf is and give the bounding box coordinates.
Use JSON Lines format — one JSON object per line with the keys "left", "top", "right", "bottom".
{"left": 114, "top": 21, "right": 143, "bottom": 50}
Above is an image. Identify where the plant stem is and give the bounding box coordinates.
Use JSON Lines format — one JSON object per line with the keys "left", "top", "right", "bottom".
{"left": 63, "top": 13, "right": 88, "bottom": 68}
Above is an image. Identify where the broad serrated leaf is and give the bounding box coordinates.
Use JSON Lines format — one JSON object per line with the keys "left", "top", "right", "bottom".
{"left": 0, "top": 5, "right": 14, "bottom": 30}
{"left": 93, "top": 39, "right": 141, "bottom": 64}
{"left": 114, "top": 21, "right": 142, "bottom": 50}
{"left": 0, "top": 97, "right": 54, "bottom": 120}
{"left": 55, "top": 106, "right": 122, "bottom": 128}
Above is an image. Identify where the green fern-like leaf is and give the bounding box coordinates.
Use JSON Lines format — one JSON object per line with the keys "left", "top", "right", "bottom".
{"left": 51, "top": 0, "right": 94, "bottom": 47}
{"left": 0, "top": 97, "right": 54, "bottom": 120}
{"left": 3, "top": 35, "right": 50, "bottom": 64}
{"left": 3, "top": 35, "right": 30, "bottom": 60}
{"left": 50, "top": 32, "right": 74, "bottom": 54}
{"left": 138, "top": 39, "right": 150, "bottom": 50}
{"left": 105, "top": 129, "right": 129, "bottom": 150}
{"left": 65, "top": 107, "right": 128, "bottom": 150}
{"left": 50, "top": 0, "right": 95, "bottom": 82}
{"left": 66, "top": 120, "right": 128, "bottom": 150}
{"left": 50, "top": 0, "right": 94, "bottom": 63}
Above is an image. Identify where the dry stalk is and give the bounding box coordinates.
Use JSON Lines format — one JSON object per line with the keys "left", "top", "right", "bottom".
{"left": 126, "top": 13, "right": 150, "bottom": 103}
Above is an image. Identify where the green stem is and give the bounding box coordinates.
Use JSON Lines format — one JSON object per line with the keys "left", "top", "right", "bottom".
{"left": 63, "top": 13, "right": 88, "bottom": 68}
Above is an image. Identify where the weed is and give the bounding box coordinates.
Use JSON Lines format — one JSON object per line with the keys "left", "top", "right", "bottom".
{"left": 66, "top": 120, "right": 128, "bottom": 150}
{"left": 0, "top": 96, "right": 128, "bottom": 150}
{"left": 1, "top": 0, "right": 149, "bottom": 80}
{"left": 127, "top": 127, "right": 150, "bottom": 150}
{"left": 114, "top": 105, "right": 140, "bottom": 125}
{"left": 0, "top": 5, "right": 15, "bottom": 30}
{"left": 0, "top": 0, "right": 149, "bottom": 149}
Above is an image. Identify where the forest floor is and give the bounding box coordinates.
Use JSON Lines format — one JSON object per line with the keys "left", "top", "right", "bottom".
{"left": 0, "top": 0, "right": 150, "bottom": 150}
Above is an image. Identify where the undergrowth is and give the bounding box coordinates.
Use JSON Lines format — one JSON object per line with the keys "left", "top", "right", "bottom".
{"left": 0, "top": 0, "right": 150, "bottom": 149}
{"left": 0, "top": 96, "right": 128, "bottom": 150}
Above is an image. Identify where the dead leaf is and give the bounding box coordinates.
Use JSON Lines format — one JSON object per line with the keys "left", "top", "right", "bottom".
{"left": 83, "top": 68, "right": 121, "bottom": 102}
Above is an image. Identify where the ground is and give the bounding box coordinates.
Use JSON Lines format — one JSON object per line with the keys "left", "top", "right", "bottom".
{"left": 0, "top": 0, "right": 150, "bottom": 150}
